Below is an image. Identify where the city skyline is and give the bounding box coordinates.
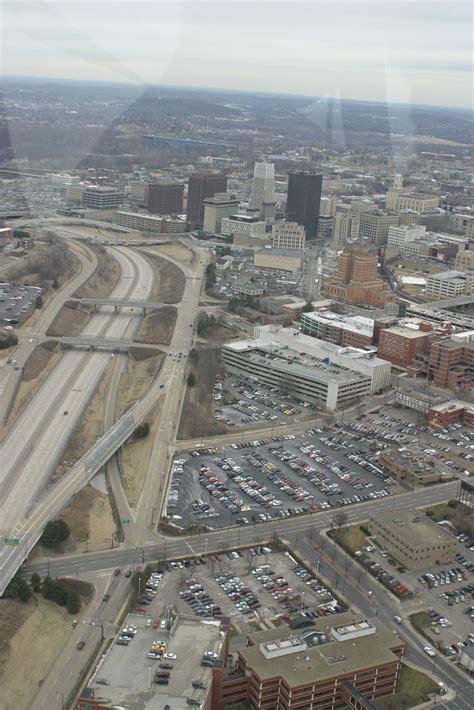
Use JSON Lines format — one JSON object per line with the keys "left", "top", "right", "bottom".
{"left": 1, "top": 0, "right": 472, "bottom": 109}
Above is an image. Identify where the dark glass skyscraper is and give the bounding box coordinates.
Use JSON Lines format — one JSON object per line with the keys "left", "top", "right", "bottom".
{"left": 286, "top": 172, "right": 323, "bottom": 240}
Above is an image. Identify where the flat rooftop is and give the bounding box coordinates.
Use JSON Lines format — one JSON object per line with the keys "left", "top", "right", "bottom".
{"left": 371, "top": 508, "right": 455, "bottom": 547}
{"left": 86, "top": 614, "right": 224, "bottom": 710}
{"left": 381, "top": 326, "right": 429, "bottom": 339}
{"left": 224, "top": 341, "right": 370, "bottom": 386}
{"left": 241, "top": 612, "right": 400, "bottom": 686}
{"left": 301, "top": 310, "right": 374, "bottom": 338}
{"left": 381, "top": 447, "right": 437, "bottom": 478}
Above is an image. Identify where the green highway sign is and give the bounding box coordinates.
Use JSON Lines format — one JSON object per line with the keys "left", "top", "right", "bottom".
{"left": 4, "top": 538, "right": 20, "bottom": 545}
{"left": 122, "top": 519, "right": 130, "bottom": 525}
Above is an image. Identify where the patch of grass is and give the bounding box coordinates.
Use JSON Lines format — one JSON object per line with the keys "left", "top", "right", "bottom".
{"left": 377, "top": 664, "right": 439, "bottom": 709}
{"left": 410, "top": 611, "right": 431, "bottom": 634}
{"left": 230, "top": 623, "right": 240, "bottom": 637}
{"left": 271, "top": 617, "right": 283, "bottom": 627}
{"left": 334, "top": 524, "right": 369, "bottom": 555}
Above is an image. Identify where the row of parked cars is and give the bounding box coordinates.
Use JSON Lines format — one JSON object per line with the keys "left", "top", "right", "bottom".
{"left": 166, "top": 459, "right": 186, "bottom": 511}
{"left": 215, "top": 573, "right": 261, "bottom": 615}
{"left": 354, "top": 550, "right": 413, "bottom": 599}
{"left": 179, "top": 577, "right": 223, "bottom": 620}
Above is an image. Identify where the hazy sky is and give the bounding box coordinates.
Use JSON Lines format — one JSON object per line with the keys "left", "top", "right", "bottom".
{"left": 1, "top": 0, "right": 472, "bottom": 108}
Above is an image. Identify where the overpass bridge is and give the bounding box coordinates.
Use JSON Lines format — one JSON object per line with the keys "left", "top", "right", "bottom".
{"left": 426, "top": 294, "right": 473, "bottom": 311}
{"left": 70, "top": 296, "right": 166, "bottom": 315}
{"left": 56, "top": 335, "right": 164, "bottom": 353}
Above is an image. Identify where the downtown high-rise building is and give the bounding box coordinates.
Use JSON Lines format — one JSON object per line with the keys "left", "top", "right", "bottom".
{"left": 286, "top": 172, "right": 323, "bottom": 240}
{"left": 148, "top": 179, "right": 184, "bottom": 214}
{"left": 186, "top": 171, "right": 227, "bottom": 229}
{"left": 249, "top": 161, "right": 275, "bottom": 220}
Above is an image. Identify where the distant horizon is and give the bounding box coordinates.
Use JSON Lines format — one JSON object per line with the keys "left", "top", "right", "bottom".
{"left": 2, "top": 1, "right": 471, "bottom": 110}
{"left": 2, "top": 73, "right": 472, "bottom": 113}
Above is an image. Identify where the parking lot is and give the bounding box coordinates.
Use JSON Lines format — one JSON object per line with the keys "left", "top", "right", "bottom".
{"left": 0, "top": 281, "right": 43, "bottom": 324}
{"left": 167, "top": 420, "right": 403, "bottom": 529}
{"left": 123, "top": 547, "right": 347, "bottom": 640}
{"left": 213, "top": 373, "right": 321, "bottom": 428}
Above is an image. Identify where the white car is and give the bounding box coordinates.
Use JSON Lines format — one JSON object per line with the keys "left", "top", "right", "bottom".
{"left": 163, "top": 652, "right": 176, "bottom": 660}
{"left": 423, "top": 646, "right": 436, "bottom": 657}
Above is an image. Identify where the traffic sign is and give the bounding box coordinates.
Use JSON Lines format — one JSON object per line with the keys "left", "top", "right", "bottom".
{"left": 122, "top": 519, "right": 130, "bottom": 525}
{"left": 4, "top": 538, "right": 20, "bottom": 545}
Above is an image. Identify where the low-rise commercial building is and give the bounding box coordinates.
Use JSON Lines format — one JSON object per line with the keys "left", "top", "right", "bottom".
{"left": 413, "top": 332, "right": 474, "bottom": 391}
{"left": 387, "top": 224, "right": 426, "bottom": 248}
{"left": 379, "top": 448, "right": 442, "bottom": 487}
{"left": 224, "top": 613, "right": 404, "bottom": 710}
{"left": 113, "top": 210, "right": 187, "bottom": 234}
{"left": 450, "top": 213, "right": 474, "bottom": 238}
{"left": 370, "top": 508, "right": 457, "bottom": 569}
{"left": 222, "top": 339, "right": 371, "bottom": 410}
{"left": 254, "top": 248, "right": 304, "bottom": 273}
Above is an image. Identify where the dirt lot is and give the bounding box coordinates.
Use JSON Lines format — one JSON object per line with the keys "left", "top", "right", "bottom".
{"left": 74, "top": 245, "right": 120, "bottom": 299}
{"left": 51, "top": 360, "right": 114, "bottom": 483}
{"left": 157, "top": 242, "right": 198, "bottom": 272}
{"left": 120, "top": 402, "right": 162, "bottom": 507}
{"left": 134, "top": 306, "right": 176, "bottom": 346}
{"left": 116, "top": 353, "right": 164, "bottom": 418}
{"left": 59, "top": 483, "right": 117, "bottom": 553}
{"left": 0, "top": 597, "right": 72, "bottom": 710}
{"left": 1, "top": 343, "right": 62, "bottom": 436}
{"left": 143, "top": 251, "right": 186, "bottom": 303}
{"left": 46, "top": 301, "right": 91, "bottom": 337}
{"left": 178, "top": 346, "right": 228, "bottom": 439}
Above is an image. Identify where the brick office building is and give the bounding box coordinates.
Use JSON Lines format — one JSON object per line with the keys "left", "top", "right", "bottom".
{"left": 147, "top": 179, "right": 184, "bottom": 214}
{"left": 187, "top": 172, "right": 227, "bottom": 228}
{"left": 378, "top": 326, "right": 433, "bottom": 368}
{"left": 221, "top": 614, "right": 404, "bottom": 709}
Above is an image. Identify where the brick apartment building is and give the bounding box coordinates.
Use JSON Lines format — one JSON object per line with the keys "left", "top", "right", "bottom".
{"left": 221, "top": 614, "right": 404, "bottom": 709}
{"left": 147, "top": 180, "right": 184, "bottom": 214}
{"left": 323, "top": 245, "right": 396, "bottom": 309}
{"left": 378, "top": 325, "right": 433, "bottom": 368}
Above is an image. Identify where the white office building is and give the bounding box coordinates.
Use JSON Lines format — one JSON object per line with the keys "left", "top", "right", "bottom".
{"left": 387, "top": 224, "right": 426, "bottom": 247}
{"left": 203, "top": 192, "right": 240, "bottom": 233}
{"left": 221, "top": 214, "right": 267, "bottom": 238}
{"left": 272, "top": 222, "right": 306, "bottom": 250}
{"left": 249, "top": 162, "right": 275, "bottom": 219}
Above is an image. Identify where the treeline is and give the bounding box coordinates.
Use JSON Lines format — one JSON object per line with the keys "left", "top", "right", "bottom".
{"left": 0, "top": 330, "right": 18, "bottom": 350}
{"left": 7, "top": 239, "right": 75, "bottom": 285}
{"left": 5, "top": 573, "right": 81, "bottom": 614}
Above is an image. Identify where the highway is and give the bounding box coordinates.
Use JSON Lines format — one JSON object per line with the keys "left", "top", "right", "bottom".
{"left": 0, "top": 243, "right": 154, "bottom": 593}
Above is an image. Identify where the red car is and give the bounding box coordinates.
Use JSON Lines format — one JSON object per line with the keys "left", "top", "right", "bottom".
{"left": 135, "top": 606, "right": 148, "bottom": 613}
{"left": 152, "top": 619, "right": 160, "bottom": 629}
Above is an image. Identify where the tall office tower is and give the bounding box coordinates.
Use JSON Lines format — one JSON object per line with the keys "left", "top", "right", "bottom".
{"left": 249, "top": 162, "right": 275, "bottom": 219}
{"left": 186, "top": 171, "right": 227, "bottom": 228}
{"left": 332, "top": 211, "right": 352, "bottom": 249}
{"left": 147, "top": 179, "right": 184, "bottom": 214}
{"left": 286, "top": 172, "right": 323, "bottom": 240}
{"left": 386, "top": 174, "right": 403, "bottom": 211}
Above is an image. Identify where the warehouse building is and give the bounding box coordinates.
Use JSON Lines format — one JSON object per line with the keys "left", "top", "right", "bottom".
{"left": 370, "top": 508, "right": 457, "bottom": 569}
{"left": 222, "top": 339, "right": 371, "bottom": 410}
